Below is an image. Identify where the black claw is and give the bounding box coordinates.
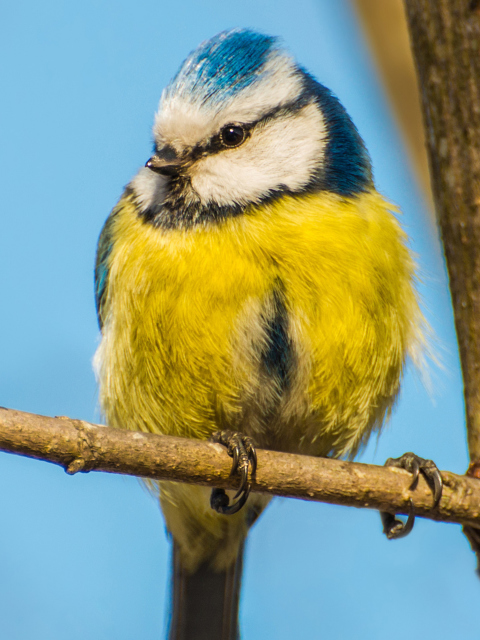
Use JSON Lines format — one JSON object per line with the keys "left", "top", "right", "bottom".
{"left": 210, "top": 485, "right": 251, "bottom": 515}
{"left": 432, "top": 470, "right": 443, "bottom": 508}
{"left": 209, "top": 431, "right": 257, "bottom": 515}
{"left": 382, "top": 499, "right": 415, "bottom": 540}
{"left": 234, "top": 462, "right": 248, "bottom": 500}
{"left": 210, "top": 486, "right": 251, "bottom": 515}
{"left": 211, "top": 485, "right": 251, "bottom": 515}
{"left": 420, "top": 459, "right": 443, "bottom": 508}
{"left": 387, "top": 453, "right": 443, "bottom": 503}
{"left": 231, "top": 446, "right": 239, "bottom": 474}
{"left": 409, "top": 459, "right": 421, "bottom": 490}
{"left": 246, "top": 440, "right": 257, "bottom": 475}
{"left": 381, "top": 452, "right": 443, "bottom": 540}
{"left": 210, "top": 488, "right": 230, "bottom": 512}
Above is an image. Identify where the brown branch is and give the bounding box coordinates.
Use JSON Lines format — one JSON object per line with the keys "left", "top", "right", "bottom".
{"left": 403, "top": 0, "right": 480, "bottom": 562}
{"left": 1, "top": 406, "right": 480, "bottom": 527}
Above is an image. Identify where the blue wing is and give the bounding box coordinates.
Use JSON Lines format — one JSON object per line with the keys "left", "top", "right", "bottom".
{"left": 94, "top": 209, "right": 118, "bottom": 330}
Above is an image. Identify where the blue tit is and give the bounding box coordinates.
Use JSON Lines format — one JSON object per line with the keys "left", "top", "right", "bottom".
{"left": 94, "top": 28, "right": 424, "bottom": 640}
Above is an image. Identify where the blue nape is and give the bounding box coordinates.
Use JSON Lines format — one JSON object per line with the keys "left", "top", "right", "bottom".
{"left": 301, "top": 73, "right": 373, "bottom": 196}
{"left": 165, "top": 29, "right": 277, "bottom": 106}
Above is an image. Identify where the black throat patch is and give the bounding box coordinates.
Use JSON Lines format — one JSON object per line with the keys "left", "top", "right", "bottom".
{"left": 139, "top": 172, "right": 246, "bottom": 229}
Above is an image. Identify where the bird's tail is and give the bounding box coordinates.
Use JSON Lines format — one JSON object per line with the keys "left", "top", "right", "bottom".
{"left": 167, "top": 540, "right": 244, "bottom": 640}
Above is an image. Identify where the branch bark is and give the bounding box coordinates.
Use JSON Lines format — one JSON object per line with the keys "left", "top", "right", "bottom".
{"left": 1, "top": 406, "right": 480, "bottom": 527}
{"left": 403, "top": 0, "right": 480, "bottom": 562}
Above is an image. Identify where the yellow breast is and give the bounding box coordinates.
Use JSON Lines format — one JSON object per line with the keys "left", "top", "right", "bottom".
{"left": 95, "top": 189, "right": 421, "bottom": 459}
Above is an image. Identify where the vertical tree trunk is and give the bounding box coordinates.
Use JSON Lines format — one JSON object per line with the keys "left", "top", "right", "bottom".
{"left": 404, "top": 0, "right": 480, "bottom": 459}
{"left": 403, "top": 0, "right": 480, "bottom": 565}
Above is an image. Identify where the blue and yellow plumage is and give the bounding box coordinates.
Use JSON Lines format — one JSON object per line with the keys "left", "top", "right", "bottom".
{"left": 94, "top": 29, "right": 422, "bottom": 640}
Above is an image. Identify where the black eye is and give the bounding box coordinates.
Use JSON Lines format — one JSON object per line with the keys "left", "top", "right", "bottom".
{"left": 220, "top": 124, "right": 246, "bottom": 148}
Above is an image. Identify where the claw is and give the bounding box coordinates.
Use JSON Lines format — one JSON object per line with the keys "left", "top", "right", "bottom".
{"left": 382, "top": 499, "right": 415, "bottom": 540}
{"left": 210, "top": 486, "right": 251, "bottom": 515}
{"left": 432, "top": 471, "right": 443, "bottom": 507}
{"left": 209, "top": 431, "right": 257, "bottom": 515}
{"left": 381, "top": 452, "right": 443, "bottom": 540}
{"left": 234, "top": 462, "right": 249, "bottom": 500}
{"left": 210, "top": 488, "right": 230, "bottom": 512}
{"left": 231, "top": 445, "right": 239, "bottom": 474}
{"left": 422, "top": 459, "right": 443, "bottom": 507}
{"left": 246, "top": 440, "right": 257, "bottom": 475}
{"left": 409, "top": 459, "right": 421, "bottom": 490}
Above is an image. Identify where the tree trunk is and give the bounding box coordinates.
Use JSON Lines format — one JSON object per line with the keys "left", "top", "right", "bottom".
{"left": 403, "top": 0, "right": 480, "bottom": 565}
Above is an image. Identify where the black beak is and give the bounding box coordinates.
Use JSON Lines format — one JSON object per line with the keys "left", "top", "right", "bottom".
{"left": 145, "top": 146, "right": 181, "bottom": 177}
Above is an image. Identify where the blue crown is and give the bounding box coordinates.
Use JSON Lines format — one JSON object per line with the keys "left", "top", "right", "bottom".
{"left": 162, "top": 28, "right": 373, "bottom": 197}
{"left": 164, "top": 29, "right": 280, "bottom": 105}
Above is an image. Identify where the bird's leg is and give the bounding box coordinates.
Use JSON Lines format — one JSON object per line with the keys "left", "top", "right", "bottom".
{"left": 209, "top": 431, "right": 257, "bottom": 515}
{"left": 381, "top": 452, "right": 443, "bottom": 540}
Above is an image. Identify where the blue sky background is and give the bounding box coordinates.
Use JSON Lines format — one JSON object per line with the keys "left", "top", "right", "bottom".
{"left": 1, "top": 1, "right": 478, "bottom": 638}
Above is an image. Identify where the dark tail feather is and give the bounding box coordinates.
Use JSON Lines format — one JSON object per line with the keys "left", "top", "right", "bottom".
{"left": 168, "top": 541, "right": 244, "bottom": 640}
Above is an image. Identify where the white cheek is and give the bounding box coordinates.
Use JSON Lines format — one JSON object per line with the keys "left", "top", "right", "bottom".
{"left": 129, "top": 167, "right": 168, "bottom": 210}
{"left": 189, "top": 103, "right": 326, "bottom": 206}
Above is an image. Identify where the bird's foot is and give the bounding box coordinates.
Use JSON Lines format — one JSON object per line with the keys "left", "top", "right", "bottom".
{"left": 381, "top": 452, "right": 443, "bottom": 540}
{"left": 209, "top": 431, "right": 257, "bottom": 516}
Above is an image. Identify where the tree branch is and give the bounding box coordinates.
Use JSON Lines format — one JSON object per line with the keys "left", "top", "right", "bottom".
{"left": 1, "top": 406, "right": 480, "bottom": 527}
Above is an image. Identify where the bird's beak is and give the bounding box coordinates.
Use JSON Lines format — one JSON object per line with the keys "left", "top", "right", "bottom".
{"left": 145, "top": 147, "right": 182, "bottom": 177}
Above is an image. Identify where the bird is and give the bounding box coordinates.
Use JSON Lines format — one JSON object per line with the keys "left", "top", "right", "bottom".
{"left": 94, "top": 28, "right": 441, "bottom": 640}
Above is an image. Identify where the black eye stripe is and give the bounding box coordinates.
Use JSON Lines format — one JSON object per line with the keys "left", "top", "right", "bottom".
{"left": 188, "top": 95, "right": 313, "bottom": 160}
{"left": 189, "top": 126, "right": 251, "bottom": 159}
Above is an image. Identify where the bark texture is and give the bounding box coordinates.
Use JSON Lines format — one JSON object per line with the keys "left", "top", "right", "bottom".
{"left": 404, "top": 0, "right": 480, "bottom": 461}
{"left": 403, "top": 0, "right": 480, "bottom": 564}
{"left": 1, "top": 407, "right": 480, "bottom": 527}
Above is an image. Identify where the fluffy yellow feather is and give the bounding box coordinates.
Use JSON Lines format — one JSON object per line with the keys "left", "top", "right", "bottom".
{"left": 95, "top": 187, "right": 421, "bottom": 571}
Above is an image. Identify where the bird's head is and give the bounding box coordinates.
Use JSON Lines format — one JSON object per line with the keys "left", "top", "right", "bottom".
{"left": 130, "top": 29, "right": 373, "bottom": 228}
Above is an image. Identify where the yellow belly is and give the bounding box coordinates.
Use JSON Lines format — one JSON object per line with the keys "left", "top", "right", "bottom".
{"left": 95, "top": 188, "right": 421, "bottom": 460}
